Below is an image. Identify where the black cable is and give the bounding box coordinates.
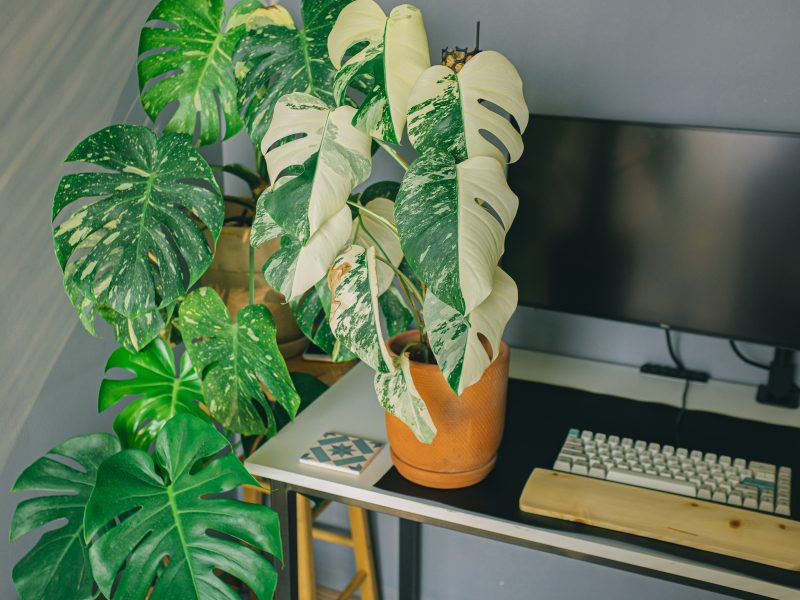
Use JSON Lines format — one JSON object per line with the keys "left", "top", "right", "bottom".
{"left": 729, "top": 340, "right": 770, "bottom": 370}
{"left": 664, "top": 327, "right": 684, "bottom": 370}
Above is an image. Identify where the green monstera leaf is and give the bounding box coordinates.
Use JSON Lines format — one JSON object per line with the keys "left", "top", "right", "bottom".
{"left": 10, "top": 433, "right": 121, "bottom": 600}
{"left": 52, "top": 124, "right": 223, "bottom": 321}
{"left": 178, "top": 287, "right": 300, "bottom": 434}
{"left": 251, "top": 92, "right": 372, "bottom": 299}
{"left": 395, "top": 150, "right": 519, "bottom": 316}
{"left": 407, "top": 50, "right": 529, "bottom": 164}
{"left": 234, "top": 0, "right": 353, "bottom": 145}
{"left": 84, "top": 414, "right": 281, "bottom": 600}
{"left": 137, "top": 0, "right": 261, "bottom": 145}
{"left": 328, "top": 0, "right": 430, "bottom": 143}
{"left": 329, "top": 245, "right": 435, "bottom": 442}
{"left": 98, "top": 338, "right": 209, "bottom": 450}
{"left": 425, "top": 266, "right": 517, "bottom": 394}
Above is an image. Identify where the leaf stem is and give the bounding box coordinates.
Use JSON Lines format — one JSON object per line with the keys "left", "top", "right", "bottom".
{"left": 346, "top": 201, "right": 398, "bottom": 234}
{"left": 376, "top": 139, "right": 410, "bottom": 171}
{"left": 248, "top": 243, "right": 255, "bottom": 306}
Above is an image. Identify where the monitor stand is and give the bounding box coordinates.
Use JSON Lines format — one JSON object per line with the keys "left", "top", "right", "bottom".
{"left": 757, "top": 348, "right": 800, "bottom": 409}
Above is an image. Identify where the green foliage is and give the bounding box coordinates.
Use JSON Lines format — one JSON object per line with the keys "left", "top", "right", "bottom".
{"left": 84, "top": 414, "right": 281, "bottom": 599}
{"left": 10, "top": 433, "right": 121, "bottom": 600}
{"left": 52, "top": 124, "right": 223, "bottom": 328}
{"left": 179, "top": 287, "right": 300, "bottom": 434}
{"left": 137, "top": 0, "right": 261, "bottom": 145}
{"left": 291, "top": 279, "right": 359, "bottom": 362}
{"left": 234, "top": 0, "right": 353, "bottom": 144}
{"left": 99, "top": 338, "right": 210, "bottom": 449}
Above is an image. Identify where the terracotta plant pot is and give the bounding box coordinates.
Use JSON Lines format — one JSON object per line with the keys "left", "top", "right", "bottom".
{"left": 202, "top": 226, "right": 307, "bottom": 358}
{"left": 384, "top": 330, "right": 510, "bottom": 489}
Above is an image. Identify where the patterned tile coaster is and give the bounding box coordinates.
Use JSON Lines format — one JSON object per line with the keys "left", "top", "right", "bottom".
{"left": 300, "top": 432, "right": 385, "bottom": 475}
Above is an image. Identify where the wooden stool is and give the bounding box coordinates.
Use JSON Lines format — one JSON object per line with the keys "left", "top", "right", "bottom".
{"left": 296, "top": 496, "right": 380, "bottom": 600}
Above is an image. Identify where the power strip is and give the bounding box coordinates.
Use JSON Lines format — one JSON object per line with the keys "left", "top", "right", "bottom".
{"left": 640, "top": 362, "right": 710, "bottom": 383}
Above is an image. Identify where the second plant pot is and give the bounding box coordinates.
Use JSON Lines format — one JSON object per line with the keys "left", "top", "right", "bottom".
{"left": 384, "top": 330, "right": 510, "bottom": 489}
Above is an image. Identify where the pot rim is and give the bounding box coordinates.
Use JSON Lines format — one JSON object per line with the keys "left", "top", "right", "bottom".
{"left": 386, "top": 329, "right": 509, "bottom": 372}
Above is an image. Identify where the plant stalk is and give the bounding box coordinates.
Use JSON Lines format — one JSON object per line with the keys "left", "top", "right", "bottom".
{"left": 248, "top": 243, "right": 255, "bottom": 306}
{"left": 347, "top": 201, "right": 398, "bottom": 234}
{"left": 376, "top": 139, "right": 410, "bottom": 171}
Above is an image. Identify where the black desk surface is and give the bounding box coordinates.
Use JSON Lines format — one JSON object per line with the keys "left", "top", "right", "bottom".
{"left": 376, "top": 378, "right": 800, "bottom": 590}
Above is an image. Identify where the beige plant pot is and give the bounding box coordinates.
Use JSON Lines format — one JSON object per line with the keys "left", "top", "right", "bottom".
{"left": 202, "top": 225, "right": 307, "bottom": 358}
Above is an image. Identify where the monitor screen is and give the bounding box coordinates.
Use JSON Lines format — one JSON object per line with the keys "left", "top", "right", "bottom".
{"left": 504, "top": 116, "right": 800, "bottom": 350}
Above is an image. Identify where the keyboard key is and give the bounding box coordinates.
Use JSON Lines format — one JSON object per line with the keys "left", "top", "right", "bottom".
{"left": 704, "top": 452, "right": 717, "bottom": 464}
{"left": 719, "top": 455, "right": 731, "bottom": 467}
{"left": 589, "top": 463, "right": 606, "bottom": 478}
{"left": 554, "top": 455, "right": 572, "bottom": 472}
{"left": 608, "top": 435, "right": 620, "bottom": 446}
{"left": 571, "top": 462, "right": 589, "bottom": 476}
{"left": 594, "top": 433, "right": 607, "bottom": 443}
{"left": 581, "top": 430, "right": 593, "bottom": 441}
{"left": 662, "top": 445, "right": 675, "bottom": 456}
{"left": 690, "top": 450, "right": 703, "bottom": 462}
{"left": 621, "top": 438, "right": 633, "bottom": 448}
{"left": 743, "top": 496, "right": 758, "bottom": 510}
{"left": 676, "top": 448, "right": 688, "bottom": 458}
{"left": 648, "top": 442, "right": 660, "bottom": 453}
{"left": 759, "top": 498, "right": 774, "bottom": 513}
{"left": 727, "top": 493, "right": 742, "bottom": 507}
{"left": 606, "top": 468, "right": 696, "bottom": 497}
{"left": 777, "top": 502, "right": 791, "bottom": 516}
{"left": 733, "top": 458, "right": 746, "bottom": 469}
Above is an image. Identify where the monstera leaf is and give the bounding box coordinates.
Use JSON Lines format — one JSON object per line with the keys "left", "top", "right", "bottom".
{"left": 328, "top": 0, "right": 430, "bottom": 143}
{"left": 329, "top": 245, "right": 435, "bottom": 442}
{"left": 178, "top": 287, "right": 299, "bottom": 434}
{"left": 291, "top": 278, "right": 358, "bottom": 362}
{"left": 426, "top": 267, "right": 517, "bottom": 394}
{"left": 234, "top": 0, "right": 353, "bottom": 144}
{"left": 251, "top": 92, "right": 372, "bottom": 299}
{"left": 52, "top": 125, "right": 223, "bottom": 320}
{"left": 137, "top": 0, "right": 261, "bottom": 145}
{"left": 395, "top": 150, "right": 519, "bottom": 315}
{"left": 10, "top": 433, "right": 121, "bottom": 600}
{"left": 407, "top": 50, "right": 529, "bottom": 164}
{"left": 98, "top": 338, "right": 209, "bottom": 449}
{"left": 379, "top": 286, "right": 414, "bottom": 337}
{"left": 84, "top": 414, "right": 281, "bottom": 599}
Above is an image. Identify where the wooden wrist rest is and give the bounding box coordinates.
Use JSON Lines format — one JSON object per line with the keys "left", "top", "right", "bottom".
{"left": 519, "top": 468, "right": 800, "bottom": 571}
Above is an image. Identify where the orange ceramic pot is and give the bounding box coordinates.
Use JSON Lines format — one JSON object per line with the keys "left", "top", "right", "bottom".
{"left": 384, "top": 330, "right": 510, "bottom": 489}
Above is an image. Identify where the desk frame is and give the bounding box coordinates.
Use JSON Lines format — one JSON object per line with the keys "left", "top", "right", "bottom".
{"left": 248, "top": 350, "right": 800, "bottom": 600}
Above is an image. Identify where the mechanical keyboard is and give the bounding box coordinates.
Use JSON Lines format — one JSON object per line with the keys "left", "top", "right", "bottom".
{"left": 553, "top": 428, "right": 792, "bottom": 516}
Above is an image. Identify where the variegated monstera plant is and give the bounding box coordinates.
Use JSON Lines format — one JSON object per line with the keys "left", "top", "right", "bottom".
{"left": 248, "top": 0, "right": 529, "bottom": 443}
{"left": 10, "top": 0, "right": 527, "bottom": 598}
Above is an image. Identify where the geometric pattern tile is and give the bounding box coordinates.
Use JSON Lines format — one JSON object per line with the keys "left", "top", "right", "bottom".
{"left": 300, "top": 431, "right": 385, "bottom": 475}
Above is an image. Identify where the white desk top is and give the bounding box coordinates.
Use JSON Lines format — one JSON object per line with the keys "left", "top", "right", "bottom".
{"left": 246, "top": 349, "right": 800, "bottom": 599}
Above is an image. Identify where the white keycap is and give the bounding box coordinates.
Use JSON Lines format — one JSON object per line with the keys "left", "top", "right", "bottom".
{"left": 727, "top": 493, "right": 742, "bottom": 507}
{"left": 554, "top": 455, "right": 572, "bottom": 472}
{"left": 743, "top": 496, "right": 758, "bottom": 510}
{"left": 581, "top": 430, "right": 593, "bottom": 441}
{"left": 704, "top": 452, "right": 717, "bottom": 464}
{"left": 571, "top": 462, "right": 589, "bottom": 476}
{"left": 697, "top": 487, "right": 712, "bottom": 500}
{"left": 662, "top": 445, "right": 675, "bottom": 456}
{"left": 608, "top": 435, "right": 620, "bottom": 446}
{"left": 648, "top": 442, "right": 660, "bottom": 453}
{"left": 719, "top": 455, "right": 731, "bottom": 467}
{"left": 733, "top": 458, "right": 746, "bottom": 469}
{"left": 690, "top": 450, "right": 703, "bottom": 461}
{"left": 635, "top": 440, "right": 647, "bottom": 451}
{"left": 594, "top": 433, "right": 607, "bottom": 443}
{"left": 621, "top": 438, "right": 633, "bottom": 448}
{"left": 779, "top": 466, "right": 792, "bottom": 479}
{"left": 777, "top": 502, "right": 791, "bottom": 516}
{"left": 589, "top": 463, "right": 606, "bottom": 478}
{"left": 759, "top": 499, "right": 774, "bottom": 513}
{"left": 606, "top": 468, "right": 696, "bottom": 497}
{"left": 712, "top": 490, "right": 727, "bottom": 503}
{"left": 676, "top": 448, "right": 688, "bottom": 458}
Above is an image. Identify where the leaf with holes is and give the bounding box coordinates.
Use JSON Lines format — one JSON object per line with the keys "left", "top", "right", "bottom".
{"left": 329, "top": 245, "right": 435, "bottom": 441}
{"left": 84, "top": 414, "right": 281, "bottom": 600}
{"left": 395, "top": 150, "right": 518, "bottom": 315}
{"left": 250, "top": 92, "right": 372, "bottom": 299}
{"left": 178, "top": 287, "right": 299, "bottom": 434}
{"left": 233, "top": 0, "right": 353, "bottom": 145}
{"left": 137, "top": 0, "right": 261, "bottom": 145}
{"left": 328, "top": 0, "right": 430, "bottom": 143}
{"left": 407, "top": 50, "right": 529, "bottom": 164}
{"left": 426, "top": 266, "right": 517, "bottom": 394}
{"left": 52, "top": 124, "right": 223, "bottom": 320}
{"left": 10, "top": 433, "right": 121, "bottom": 600}
{"left": 98, "top": 338, "right": 209, "bottom": 450}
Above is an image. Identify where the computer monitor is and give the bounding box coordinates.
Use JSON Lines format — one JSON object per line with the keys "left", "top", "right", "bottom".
{"left": 504, "top": 115, "right": 800, "bottom": 352}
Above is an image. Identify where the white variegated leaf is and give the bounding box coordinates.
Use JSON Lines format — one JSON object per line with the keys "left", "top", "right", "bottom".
{"left": 256, "top": 205, "right": 353, "bottom": 300}
{"left": 328, "top": 0, "right": 430, "bottom": 143}
{"left": 407, "top": 50, "right": 529, "bottom": 164}
{"left": 374, "top": 354, "right": 436, "bottom": 444}
{"left": 351, "top": 198, "right": 402, "bottom": 294}
{"left": 328, "top": 245, "right": 393, "bottom": 372}
{"left": 258, "top": 93, "right": 372, "bottom": 242}
{"left": 395, "top": 151, "right": 519, "bottom": 315}
{"left": 426, "top": 267, "right": 517, "bottom": 395}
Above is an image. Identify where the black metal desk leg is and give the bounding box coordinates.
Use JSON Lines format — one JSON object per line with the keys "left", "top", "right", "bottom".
{"left": 398, "top": 519, "right": 421, "bottom": 600}
{"left": 271, "top": 480, "right": 298, "bottom": 600}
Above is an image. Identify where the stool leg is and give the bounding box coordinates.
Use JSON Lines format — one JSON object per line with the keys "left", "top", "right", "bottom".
{"left": 347, "top": 506, "right": 380, "bottom": 600}
{"left": 296, "top": 495, "right": 317, "bottom": 600}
